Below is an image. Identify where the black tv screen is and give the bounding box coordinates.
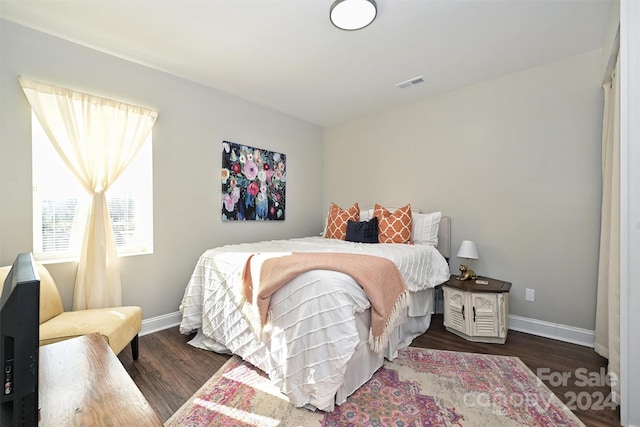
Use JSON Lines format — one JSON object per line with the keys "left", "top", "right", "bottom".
{"left": 0, "top": 253, "right": 40, "bottom": 426}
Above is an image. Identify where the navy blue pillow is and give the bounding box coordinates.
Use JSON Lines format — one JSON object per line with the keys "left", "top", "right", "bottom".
{"left": 345, "top": 217, "right": 379, "bottom": 243}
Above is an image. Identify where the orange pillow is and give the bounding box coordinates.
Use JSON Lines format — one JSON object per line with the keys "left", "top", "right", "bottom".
{"left": 373, "top": 204, "right": 413, "bottom": 244}
{"left": 324, "top": 202, "right": 360, "bottom": 240}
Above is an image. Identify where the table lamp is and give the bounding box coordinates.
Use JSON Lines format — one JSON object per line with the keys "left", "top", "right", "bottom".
{"left": 457, "top": 240, "right": 479, "bottom": 280}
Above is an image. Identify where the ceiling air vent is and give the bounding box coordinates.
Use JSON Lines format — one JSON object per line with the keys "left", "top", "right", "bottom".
{"left": 396, "top": 75, "right": 425, "bottom": 89}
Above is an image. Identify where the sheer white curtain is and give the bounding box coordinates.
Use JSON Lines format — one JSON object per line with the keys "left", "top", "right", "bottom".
{"left": 19, "top": 77, "right": 158, "bottom": 309}
{"left": 594, "top": 54, "right": 620, "bottom": 403}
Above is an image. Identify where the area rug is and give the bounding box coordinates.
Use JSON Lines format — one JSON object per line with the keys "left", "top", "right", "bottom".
{"left": 165, "top": 347, "right": 584, "bottom": 427}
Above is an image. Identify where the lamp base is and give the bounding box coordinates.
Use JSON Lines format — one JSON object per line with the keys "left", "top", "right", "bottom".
{"left": 458, "top": 264, "right": 477, "bottom": 281}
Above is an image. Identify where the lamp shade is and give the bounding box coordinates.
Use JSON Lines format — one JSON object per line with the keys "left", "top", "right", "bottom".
{"left": 457, "top": 240, "right": 479, "bottom": 260}
{"left": 330, "top": 0, "right": 377, "bottom": 31}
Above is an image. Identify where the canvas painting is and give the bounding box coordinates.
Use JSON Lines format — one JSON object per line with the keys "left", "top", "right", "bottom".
{"left": 221, "top": 141, "right": 286, "bottom": 221}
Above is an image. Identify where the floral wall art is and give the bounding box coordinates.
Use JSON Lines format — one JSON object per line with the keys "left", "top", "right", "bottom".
{"left": 221, "top": 141, "right": 286, "bottom": 221}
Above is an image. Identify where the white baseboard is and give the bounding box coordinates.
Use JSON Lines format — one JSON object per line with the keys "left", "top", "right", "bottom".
{"left": 138, "top": 311, "right": 596, "bottom": 349}
{"left": 140, "top": 311, "right": 182, "bottom": 336}
{"left": 508, "top": 314, "right": 595, "bottom": 348}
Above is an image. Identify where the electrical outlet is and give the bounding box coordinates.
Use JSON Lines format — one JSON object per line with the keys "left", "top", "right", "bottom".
{"left": 525, "top": 288, "right": 535, "bottom": 302}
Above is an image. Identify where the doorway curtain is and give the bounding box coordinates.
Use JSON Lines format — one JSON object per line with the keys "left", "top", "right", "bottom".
{"left": 594, "top": 53, "right": 620, "bottom": 404}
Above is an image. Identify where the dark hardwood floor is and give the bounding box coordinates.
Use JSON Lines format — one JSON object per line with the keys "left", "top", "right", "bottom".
{"left": 118, "top": 315, "right": 620, "bottom": 426}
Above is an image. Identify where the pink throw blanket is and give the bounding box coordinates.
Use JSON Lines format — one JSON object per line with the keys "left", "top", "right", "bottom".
{"left": 241, "top": 252, "right": 410, "bottom": 353}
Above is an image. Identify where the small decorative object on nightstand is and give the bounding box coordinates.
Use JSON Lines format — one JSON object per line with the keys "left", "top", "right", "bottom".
{"left": 443, "top": 275, "right": 512, "bottom": 344}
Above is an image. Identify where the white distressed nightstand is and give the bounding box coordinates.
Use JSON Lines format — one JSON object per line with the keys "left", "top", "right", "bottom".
{"left": 442, "top": 275, "right": 512, "bottom": 344}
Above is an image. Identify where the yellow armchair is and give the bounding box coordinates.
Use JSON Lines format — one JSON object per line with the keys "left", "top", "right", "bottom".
{"left": 0, "top": 262, "right": 142, "bottom": 359}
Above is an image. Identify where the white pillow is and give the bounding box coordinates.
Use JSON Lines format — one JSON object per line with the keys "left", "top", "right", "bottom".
{"left": 412, "top": 212, "right": 441, "bottom": 246}
{"left": 360, "top": 209, "right": 373, "bottom": 221}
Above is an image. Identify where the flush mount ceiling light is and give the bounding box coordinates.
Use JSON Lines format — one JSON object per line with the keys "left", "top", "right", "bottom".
{"left": 330, "top": 0, "right": 377, "bottom": 31}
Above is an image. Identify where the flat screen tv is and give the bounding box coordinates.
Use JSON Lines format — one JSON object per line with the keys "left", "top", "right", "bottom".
{"left": 0, "top": 253, "right": 40, "bottom": 427}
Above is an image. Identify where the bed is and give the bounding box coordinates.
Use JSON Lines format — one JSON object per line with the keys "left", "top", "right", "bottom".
{"left": 178, "top": 211, "right": 451, "bottom": 412}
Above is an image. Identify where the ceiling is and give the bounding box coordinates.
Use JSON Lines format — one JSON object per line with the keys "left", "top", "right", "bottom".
{"left": 0, "top": 0, "right": 612, "bottom": 127}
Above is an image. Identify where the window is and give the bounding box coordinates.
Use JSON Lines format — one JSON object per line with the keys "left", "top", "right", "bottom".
{"left": 32, "top": 113, "right": 153, "bottom": 261}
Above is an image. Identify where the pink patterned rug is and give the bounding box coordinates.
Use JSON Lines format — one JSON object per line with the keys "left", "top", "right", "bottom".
{"left": 166, "top": 347, "right": 584, "bottom": 426}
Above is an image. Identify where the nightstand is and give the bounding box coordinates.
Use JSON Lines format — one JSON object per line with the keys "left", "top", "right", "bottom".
{"left": 442, "top": 275, "right": 512, "bottom": 344}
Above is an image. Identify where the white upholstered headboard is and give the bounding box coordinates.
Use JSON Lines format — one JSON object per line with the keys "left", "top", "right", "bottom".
{"left": 437, "top": 216, "right": 451, "bottom": 260}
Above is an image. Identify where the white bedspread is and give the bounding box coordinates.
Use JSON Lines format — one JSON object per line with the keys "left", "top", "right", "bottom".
{"left": 179, "top": 237, "right": 450, "bottom": 410}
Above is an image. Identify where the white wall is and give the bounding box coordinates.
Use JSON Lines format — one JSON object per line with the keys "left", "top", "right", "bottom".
{"left": 0, "top": 18, "right": 607, "bottom": 333}
{"left": 0, "top": 19, "right": 324, "bottom": 318}
{"left": 324, "top": 50, "right": 603, "bottom": 330}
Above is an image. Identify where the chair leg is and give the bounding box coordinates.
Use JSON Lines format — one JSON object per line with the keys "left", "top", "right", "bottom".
{"left": 131, "top": 334, "right": 139, "bottom": 360}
